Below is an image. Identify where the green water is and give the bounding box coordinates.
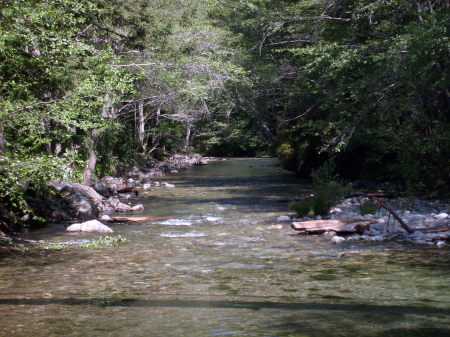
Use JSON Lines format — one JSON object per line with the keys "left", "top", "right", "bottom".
{"left": 0, "top": 158, "right": 449, "bottom": 336}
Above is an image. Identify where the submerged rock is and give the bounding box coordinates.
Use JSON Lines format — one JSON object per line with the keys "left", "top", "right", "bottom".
{"left": 66, "top": 220, "right": 113, "bottom": 233}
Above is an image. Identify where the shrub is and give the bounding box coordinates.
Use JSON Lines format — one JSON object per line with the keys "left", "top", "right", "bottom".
{"left": 290, "top": 200, "right": 314, "bottom": 217}
{"left": 359, "top": 200, "right": 378, "bottom": 215}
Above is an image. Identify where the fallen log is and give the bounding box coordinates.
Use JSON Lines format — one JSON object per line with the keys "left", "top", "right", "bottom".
{"left": 376, "top": 198, "right": 414, "bottom": 234}
{"left": 111, "top": 216, "right": 175, "bottom": 222}
{"left": 291, "top": 218, "right": 377, "bottom": 234}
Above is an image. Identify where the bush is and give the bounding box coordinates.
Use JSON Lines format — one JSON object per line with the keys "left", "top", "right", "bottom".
{"left": 359, "top": 200, "right": 378, "bottom": 215}
{"left": 290, "top": 200, "right": 314, "bottom": 217}
{"left": 312, "top": 192, "right": 334, "bottom": 215}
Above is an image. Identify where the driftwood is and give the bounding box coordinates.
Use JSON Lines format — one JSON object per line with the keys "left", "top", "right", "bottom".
{"left": 376, "top": 198, "right": 414, "bottom": 234}
{"left": 291, "top": 218, "right": 377, "bottom": 234}
{"left": 418, "top": 226, "right": 450, "bottom": 233}
{"left": 111, "top": 216, "right": 175, "bottom": 222}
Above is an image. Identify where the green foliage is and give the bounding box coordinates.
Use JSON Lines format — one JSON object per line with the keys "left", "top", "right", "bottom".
{"left": 359, "top": 201, "right": 378, "bottom": 216}
{"left": 289, "top": 200, "right": 313, "bottom": 217}
{"left": 78, "top": 235, "right": 129, "bottom": 248}
{"left": 39, "top": 241, "right": 68, "bottom": 250}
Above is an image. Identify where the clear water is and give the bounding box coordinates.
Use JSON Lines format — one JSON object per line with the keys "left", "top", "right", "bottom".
{"left": 0, "top": 158, "right": 449, "bottom": 336}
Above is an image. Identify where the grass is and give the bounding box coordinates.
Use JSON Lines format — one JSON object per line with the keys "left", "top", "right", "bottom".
{"left": 78, "top": 235, "right": 129, "bottom": 248}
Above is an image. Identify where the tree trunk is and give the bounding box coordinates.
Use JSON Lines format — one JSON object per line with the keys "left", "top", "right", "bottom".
{"left": 0, "top": 131, "right": 4, "bottom": 153}
{"left": 83, "top": 129, "right": 98, "bottom": 185}
{"left": 137, "top": 100, "right": 146, "bottom": 152}
{"left": 183, "top": 125, "right": 191, "bottom": 152}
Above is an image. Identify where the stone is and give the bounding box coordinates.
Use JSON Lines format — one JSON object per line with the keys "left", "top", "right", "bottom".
{"left": 346, "top": 234, "right": 361, "bottom": 241}
{"left": 277, "top": 215, "right": 291, "bottom": 222}
{"left": 436, "top": 241, "right": 446, "bottom": 248}
{"left": 115, "top": 202, "right": 132, "bottom": 212}
{"left": 269, "top": 224, "right": 283, "bottom": 230}
{"left": 331, "top": 236, "right": 345, "bottom": 244}
{"left": 410, "top": 231, "right": 425, "bottom": 240}
{"left": 100, "top": 214, "right": 113, "bottom": 222}
{"left": 434, "top": 213, "right": 448, "bottom": 220}
{"left": 330, "top": 207, "right": 343, "bottom": 214}
{"left": 66, "top": 220, "right": 113, "bottom": 233}
{"left": 315, "top": 215, "right": 322, "bottom": 220}
{"left": 162, "top": 182, "right": 175, "bottom": 188}
{"left": 64, "top": 193, "right": 94, "bottom": 219}
{"left": 371, "top": 235, "right": 384, "bottom": 242}
{"left": 131, "top": 204, "right": 144, "bottom": 211}
{"left": 142, "top": 183, "right": 153, "bottom": 190}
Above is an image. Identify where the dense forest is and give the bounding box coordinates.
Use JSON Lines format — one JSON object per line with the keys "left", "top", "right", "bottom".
{"left": 0, "top": 0, "right": 449, "bottom": 228}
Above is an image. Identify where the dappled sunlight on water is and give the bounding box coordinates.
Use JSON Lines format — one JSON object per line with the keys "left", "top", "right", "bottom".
{"left": 0, "top": 159, "right": 449, "bottom": 336}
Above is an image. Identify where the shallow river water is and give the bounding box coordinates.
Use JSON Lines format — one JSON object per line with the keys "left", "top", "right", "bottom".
{"left": 0, "top": 158, "right": 449, "bottom": 336}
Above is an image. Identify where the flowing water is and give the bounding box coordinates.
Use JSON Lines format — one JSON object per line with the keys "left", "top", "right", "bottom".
{"left": 0, "top": 158, "right": 449, "bottom": 337}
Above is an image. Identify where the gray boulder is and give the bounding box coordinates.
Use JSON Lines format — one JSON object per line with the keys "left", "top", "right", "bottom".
{"left": 66, "top": 220, "right": 113, "bottom": 233}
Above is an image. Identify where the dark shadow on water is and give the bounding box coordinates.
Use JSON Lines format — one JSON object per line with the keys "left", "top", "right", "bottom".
{"left": 0, "top": 297, "right": 449, "bottom": 316}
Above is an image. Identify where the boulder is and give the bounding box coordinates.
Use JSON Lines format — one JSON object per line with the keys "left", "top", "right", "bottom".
{"left": 66, "top": 220, "right": 113, "bottom": 233}
{"left": 64, "top": 193, "right": 94, "bottom": 219}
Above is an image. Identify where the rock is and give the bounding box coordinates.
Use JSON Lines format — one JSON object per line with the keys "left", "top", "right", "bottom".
{"left": 435, "top": 213, "right": 448, "bottom": 220}
{"left": 115, "top": 202, "right": 132, "bottom": 212}
{"left": 162, "top": 182, "right": 175, "bottom": 188}
{"left": 64, "top": 193, "right": 94, "bottom": 219}
{"left": 92, "top": 180, "right": 111, "bottom": 198}
{"left": 277, "top": 215, "right": 291, "bottom": 222}
{"left": 170, "top": 170, "right": 178, "bottom": 173}
{"left": 142, "top": 183, "right": 153, "bottom": 190}
{"left": 100, "top": 214, "right": 113, "bottom": 222}
{"left": 436, "top": 241, "right": 446, "bottom": 248}
{"left": 130, "top": 204, "right": 144, "bottom": 211}
{"left": 346, "top": 234, "right": 361, "bottom": 241}
{"left": 410, "top": 231, "right": 425, "bottom": 240}
{"left": 66, "top": 220, "right": 113, "bottom": 233}
{"left": 315, "top": 215, "right": 322, "bottom": 220}
{"left": 371, "top": 235, "right": 384, "bottom": 242}
{"left": 330, "top": 207, "right": 343, "bottom": 214}
{"left": 269, "top": 224, "right": 283, "bottom": 230}
{"left": 331, "top": 236, "right": 345, "bottom": 244}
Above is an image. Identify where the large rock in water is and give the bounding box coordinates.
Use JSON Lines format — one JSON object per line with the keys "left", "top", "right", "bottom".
{"left": 66, "top": 220, "right": 113, "bottom": 233}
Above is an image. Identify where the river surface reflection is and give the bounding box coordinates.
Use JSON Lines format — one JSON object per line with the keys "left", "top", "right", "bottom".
{"left": 0, "top": 158, "right": 449, "bottom": 336}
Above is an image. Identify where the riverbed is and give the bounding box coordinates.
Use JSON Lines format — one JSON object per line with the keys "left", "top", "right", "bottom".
{"left": 0, "top": 158, "right": 449, "bottom": 336}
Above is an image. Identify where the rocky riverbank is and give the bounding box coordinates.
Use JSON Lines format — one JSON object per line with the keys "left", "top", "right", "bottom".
{"left": 18, "top": 154, "right": 209, "bottom": 232}
{"left": 281, "top": 196, "right": 450, "bottom": 248}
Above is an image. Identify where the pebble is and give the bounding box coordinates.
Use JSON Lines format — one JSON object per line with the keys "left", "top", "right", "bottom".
{"left": 269, "top": 224, "right": 283, "bottom": 230}
{"left": 277, "top": 215, "right": 291, "bottom": 222}
{"left": 436, "top": 241, "right": 446, "bottom": 248}
{"left": 331, "top": 236, "right": 345, "bottom": 244}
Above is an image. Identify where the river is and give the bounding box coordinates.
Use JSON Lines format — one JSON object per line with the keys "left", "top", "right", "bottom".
{"left": 0, "top": 158, "right": 449, "bottom": 336}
